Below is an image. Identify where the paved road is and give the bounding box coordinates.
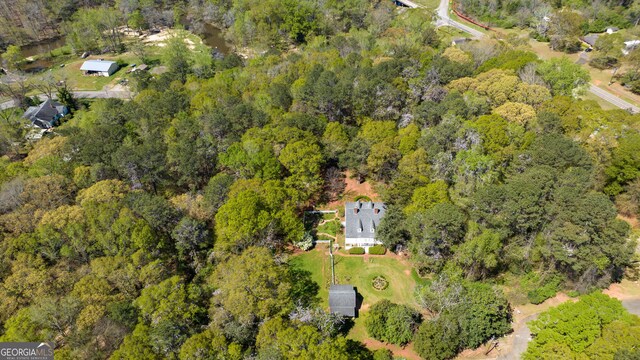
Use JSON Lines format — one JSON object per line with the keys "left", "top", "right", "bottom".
{"left": 498, "top": 314, "right": 537, "bottom": 360}
{"left": 0, "top": 90, "right": 131, "bottom": 110}
{"left": 434, "top": 0, "right": 640, "bottom": 113}
{"left": 435, "top": 0, "right": 486, "bottom": 38}
{"left": 589, "top": 85, "right": 640, "bottom": 113}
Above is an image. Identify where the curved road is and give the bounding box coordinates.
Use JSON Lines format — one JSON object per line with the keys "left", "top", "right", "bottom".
{"left": 0, "top": 90, "right": 131, "bottom": 110}
{"left": 436, "top": 0, "right": 485, "bottom": 38}
{"left": 434, "top": 0, "right": 640, "bottom": 113}
{"left": 496, "top": 299, "right": 640, "bottom": 359}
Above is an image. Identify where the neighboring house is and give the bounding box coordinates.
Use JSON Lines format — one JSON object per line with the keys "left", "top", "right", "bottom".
{"left": 606, "top": 27, "right": 620, "bottom": 34}
{"left": 581, "top": 34, "right": 599, "bottom": 48}
{"left": 80, "top": 60, "right": 119, "bottom": 76}
{"left": 344, "top": 201, "right": 386, "bottom": 253}
{"left": 23, "top": 99, "right": 68, "bottom": 129}
{"left": 623, "top": 40, "right": 640, "bottom": 55}
{"left": 329, "top": 285, "right": 357, "bottom": 317}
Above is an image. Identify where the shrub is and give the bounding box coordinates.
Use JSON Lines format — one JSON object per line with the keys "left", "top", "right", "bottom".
{"left": 373, "top": 349, "right": 393, "bottom": 360}
{"left": 414, "top": 317, "right": 461, "bottom": 360}
{"left": 527, "top": 277, "right": 562, "bottom": 304}
{"left": 372, "top": 275, "right": 389, "bottom": 291}
{"left": 366, "top": 300, "right": 422, "bottom": 346}
{"left": 295, "top": 232, "right": 314, "bottom": 251}
{"left": 348, "top": 247, "right": 365, "bottom": 255}
{"left": 116, "top": 58, "right": 128, "bottom": 68}
{"left": 369, "top": 245, "right": 386, "bottom": 255}
{"left": 589, "top": 56, "right": 619, "bottom": 70}
{"left": 354, "top": 195, "right": 372, "bottom": 202}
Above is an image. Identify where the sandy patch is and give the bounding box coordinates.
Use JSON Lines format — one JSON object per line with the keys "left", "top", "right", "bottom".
{"left": 142, "top": 28, "right": 197, "bottom": 50}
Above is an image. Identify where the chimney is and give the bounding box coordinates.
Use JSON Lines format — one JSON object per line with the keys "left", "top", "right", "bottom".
{"left": 374, "top": 208, "right": 380, "bottom": 215}
{"left": 353, "top": 207, "right": 359, "bottom": 214}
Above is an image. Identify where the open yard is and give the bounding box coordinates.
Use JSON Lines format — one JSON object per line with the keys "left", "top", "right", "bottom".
{"left": 289, "top": 247, "right": 426, "bottom": 309}
{"left": 289, "top": 246, "right": 427, "bottom": 356}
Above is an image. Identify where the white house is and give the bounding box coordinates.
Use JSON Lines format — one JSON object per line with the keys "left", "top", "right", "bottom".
{"left": 80, "top": 60, "right": 119, "bottom": 77}
{"left": 344, "top": 201, "right": 386, "bottom": 253}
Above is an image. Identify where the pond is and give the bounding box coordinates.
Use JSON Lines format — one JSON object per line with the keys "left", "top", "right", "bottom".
{"left": 200, "top": 23, "right": 231, "bottom": 55}
{"left": 21, "top": 37, "right": 66, "bottom": 58}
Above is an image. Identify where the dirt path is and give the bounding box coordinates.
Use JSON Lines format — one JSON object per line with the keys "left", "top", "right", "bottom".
{"left": 464, "top": 280, "right": 640, "bottom": 359}
{"left": 363, "top": 339, "right": 421, "bottom": 360}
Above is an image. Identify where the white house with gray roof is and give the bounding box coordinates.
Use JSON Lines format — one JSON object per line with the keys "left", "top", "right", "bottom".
{"left": 80, "top": 60, "right": 119, "bottom": 76}
{"left": 344, "top": 201, "right": 386, "bottom": 253}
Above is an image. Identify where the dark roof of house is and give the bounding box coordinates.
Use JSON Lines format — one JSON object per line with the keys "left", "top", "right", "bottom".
{"left": 80, "top": 60, "right": 117, "bottom": 72}
{"left": 345, "top": 201, "right": 386, "bottom": 239}
{"left": 582, "top": 34, "right": 599, "bottom": 47}
{"left": 329, "top": 285, "right": 356, "bottom": 317}
{"left": 23, "top": 99, "right": 65, "bottom": 128}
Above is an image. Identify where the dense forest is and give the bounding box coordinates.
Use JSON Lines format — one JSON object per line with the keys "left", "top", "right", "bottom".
{"left": 1, "top": 0, "right": 640, "bottom": 359}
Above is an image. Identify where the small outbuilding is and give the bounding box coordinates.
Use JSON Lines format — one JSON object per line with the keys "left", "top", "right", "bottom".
{"left": 329, "top": 284, "right": 357, "bottom": 317}
{"left": 80, "top": 60, "right": 119, "bottom": 76}
{"left": 606, "top": 27, "right": 620, "bottom": 34}
{"left": 582, "top": 34, "right": 599, "bottom": 48}
{"left": 23, "top": 99, "right": 68, "bottom": 129}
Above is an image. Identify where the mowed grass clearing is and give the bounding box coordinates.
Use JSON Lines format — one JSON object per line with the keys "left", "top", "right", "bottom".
{"left": 289, "top": 247, "right": 428, "bottom": 343}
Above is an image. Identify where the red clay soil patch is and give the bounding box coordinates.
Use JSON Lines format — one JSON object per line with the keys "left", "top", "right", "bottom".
{"left": 404, "top": 269, "right": 412, "bottom": 276}
{"left": 362, "top": 339, "right": 421, "bottom": 360}
{"left": 327, "top": 171, "right": 381, "bottom": 210}
{"left": 457, "top": 345, "right": 499, "bottom": 359}
{"left": 343, "top": 171, "right": 380, "bottom": 201}
{"left": 604, "top": 283, "right": 633, "bottom": 300}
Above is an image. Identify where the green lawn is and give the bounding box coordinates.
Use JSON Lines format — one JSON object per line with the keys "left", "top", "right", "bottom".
{"left": 290, "top": 248, "right": 427, "bottom": 343}
{"left": 322, "top": 212, "right": 338, "bottom": 221}
{"left": 316, "top": 220, "right": 341, "bottom": 237}
{"left": 290, "top": 246, "right": 332, "bottom": 304}
{"left": 289, "top": 248, "right": 426, "bottom": 309}
{"left": 409, "top": 0, "right": 440, "bottom": 11}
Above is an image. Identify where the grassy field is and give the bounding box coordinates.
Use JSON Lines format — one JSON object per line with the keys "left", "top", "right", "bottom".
{"left": 289, "top": 248, "right": 426, "bottom": 310}
{"left": 410, "top": 0, "right": 441, "bottom": 11}
{"left": 289, "top": 247, "right": 427, "bottom": 346}
{"left": 437, "top": 26, "right": 472, "bottom": 45}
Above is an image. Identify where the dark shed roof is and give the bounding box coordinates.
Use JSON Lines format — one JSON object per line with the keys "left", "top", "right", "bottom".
{"left": 329, "top": 285, "right": 356, "bottom": 317}
{"left": 582, "top": 34, "right": 599, "bottom": 47}
{"left": 23, "top": 99, "right": 66, "bottom": 129}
